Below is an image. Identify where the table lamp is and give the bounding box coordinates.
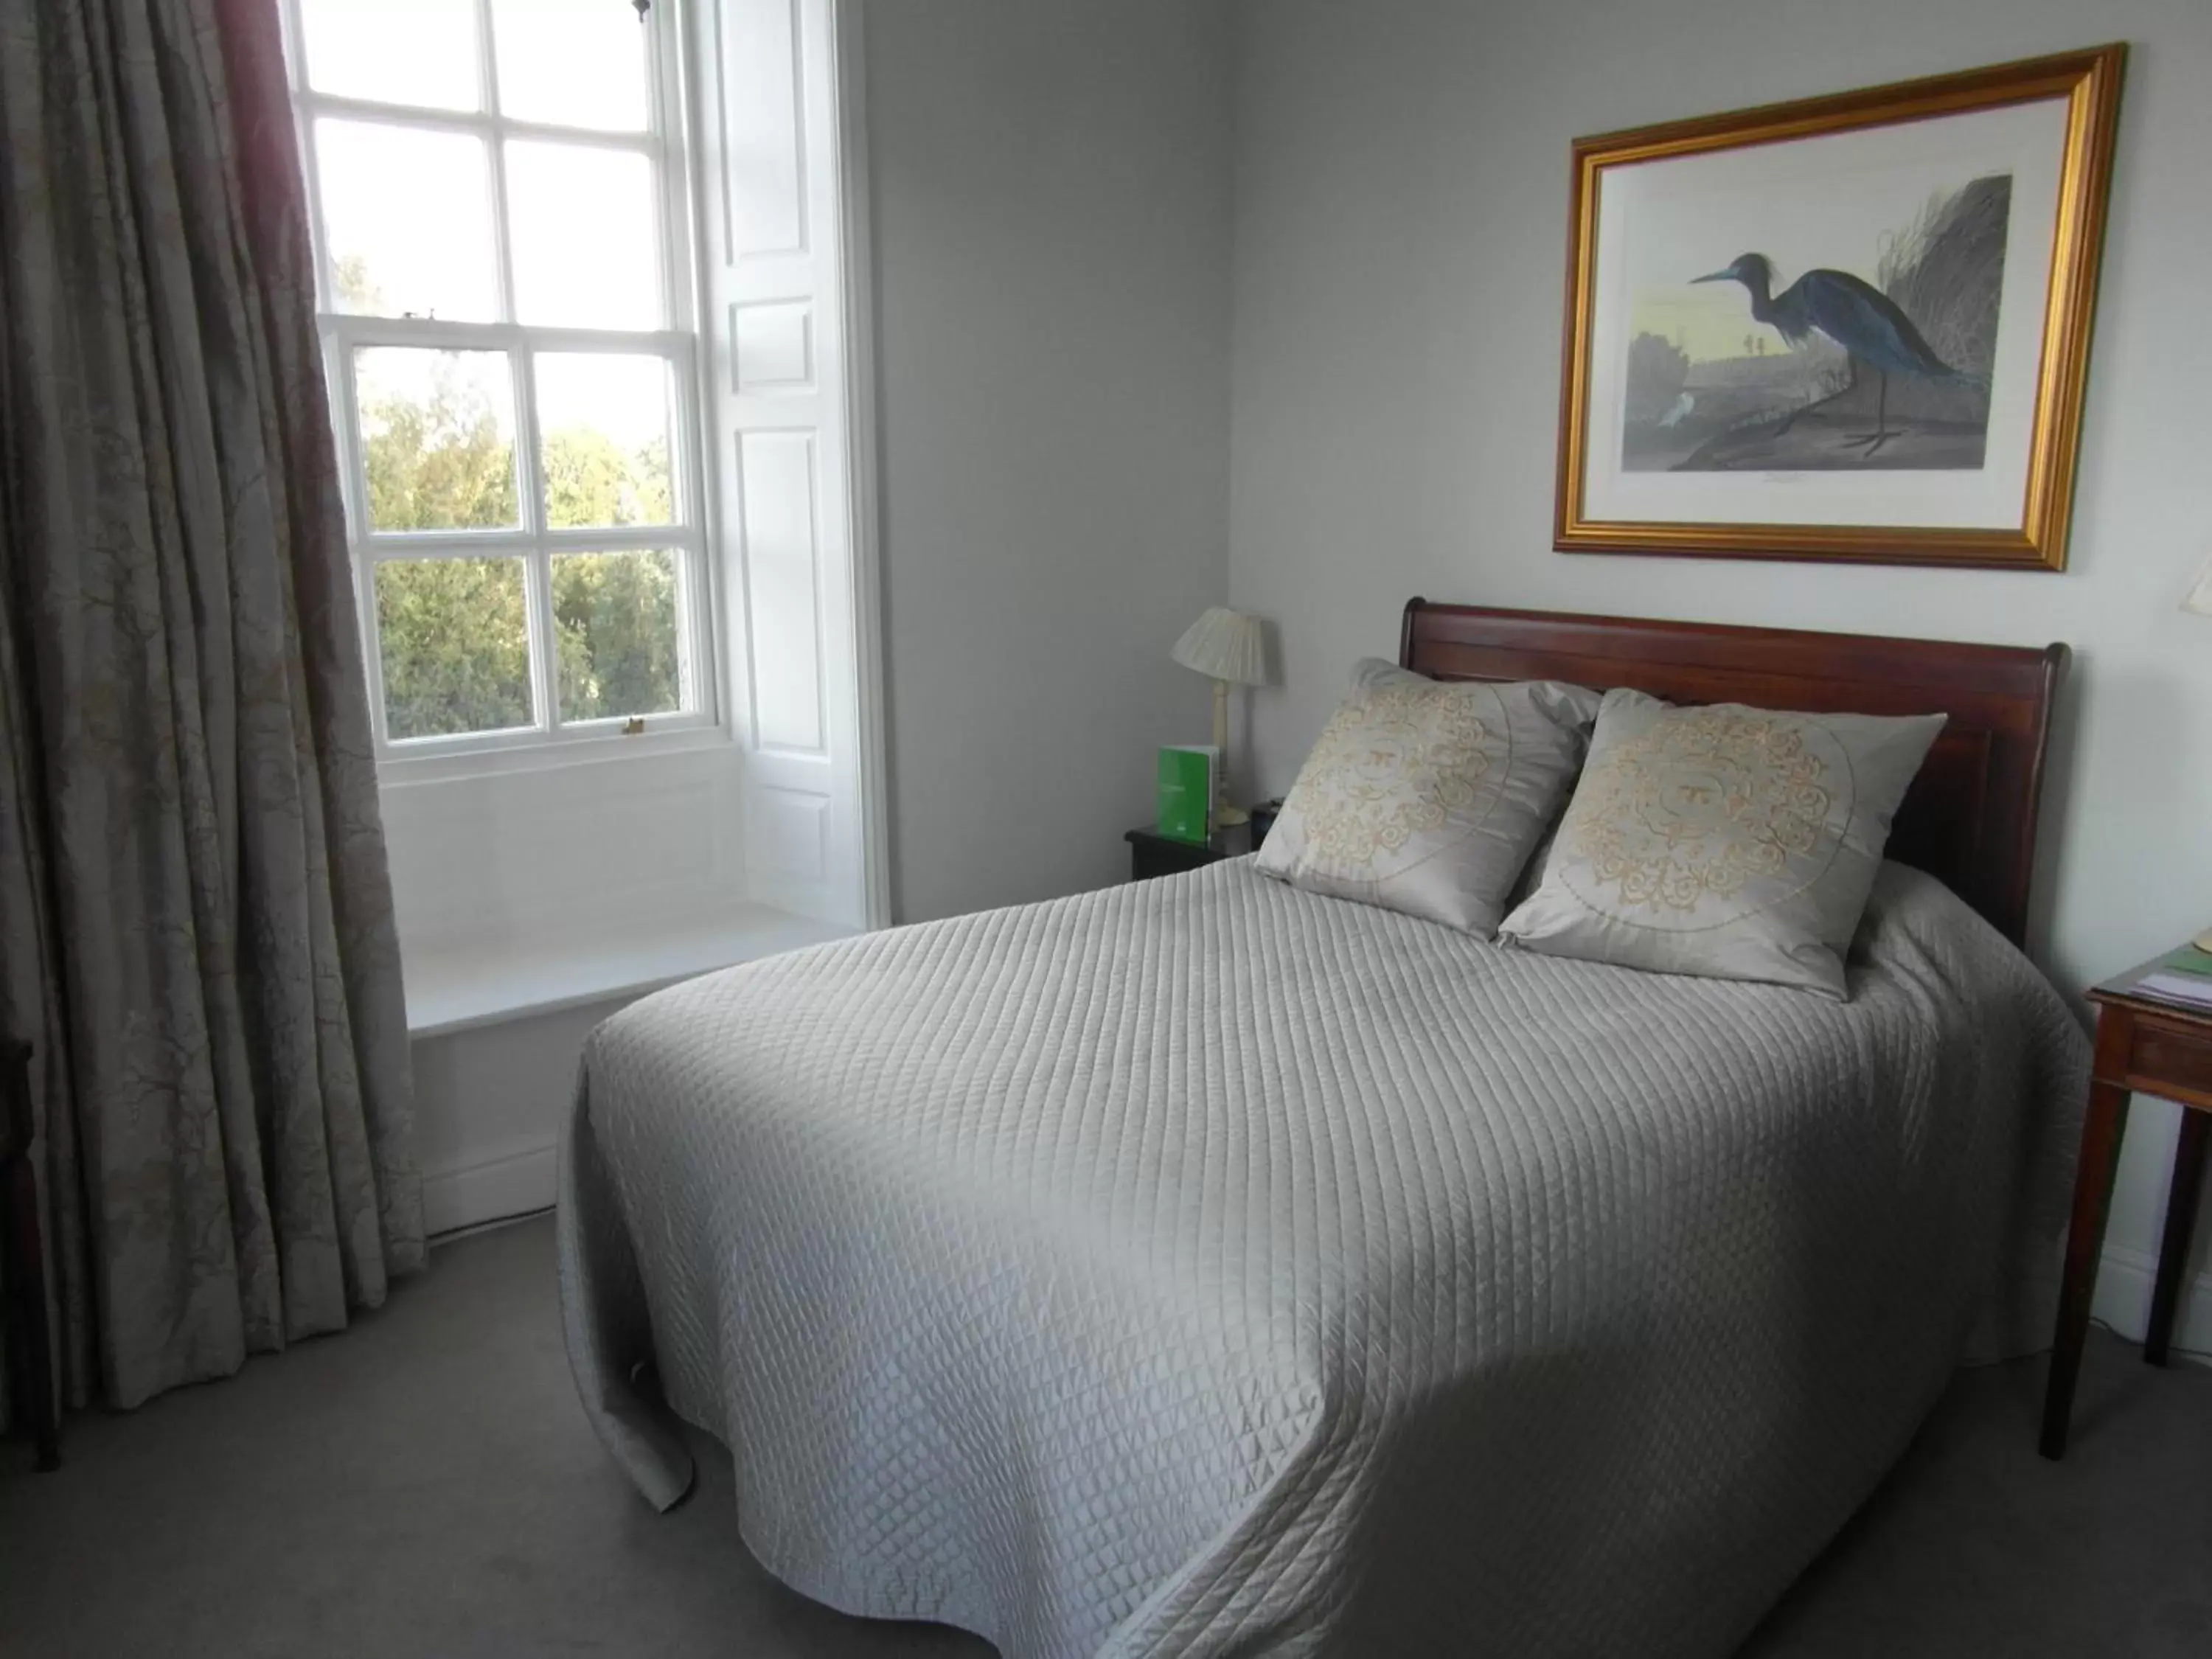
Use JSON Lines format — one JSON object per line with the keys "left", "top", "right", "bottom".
{"left": 1172, "top": 606, "right": 1275, "bottom": 827}
{"left": 2185, "top": 558, "right": 2212, "bottom": 948}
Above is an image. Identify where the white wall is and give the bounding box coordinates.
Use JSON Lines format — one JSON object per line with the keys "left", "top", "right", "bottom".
{"left": 1227, "top": 0, "right": 2212, "bottom": 1343}
{"left": 411, "top": 996, "right": 627, "bottom": 1234}
{"left": 382, "top": 747, "right": 746, "bottom": 961}
{"left": 865, "top": 0, "right": 1235, "bottom": 923}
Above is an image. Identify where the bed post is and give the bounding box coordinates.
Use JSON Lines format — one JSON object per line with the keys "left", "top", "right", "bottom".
{"left": 1399, "top": 598, "right": 1427, "bottom": 671}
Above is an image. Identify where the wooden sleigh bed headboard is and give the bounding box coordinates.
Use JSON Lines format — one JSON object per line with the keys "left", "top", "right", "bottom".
{"left": 1398, "top": 600, "right": 2069, "bottom": 947}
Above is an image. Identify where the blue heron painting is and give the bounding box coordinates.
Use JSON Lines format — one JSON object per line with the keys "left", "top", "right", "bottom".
{"left": 1620, "top": 173, "right": 2008, "bottom": 474}
{"left": 1691, "top": 254, "right": 1976, "bottom": 458}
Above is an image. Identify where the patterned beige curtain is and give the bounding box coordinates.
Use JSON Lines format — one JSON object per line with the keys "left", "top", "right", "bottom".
{"left": 0, "top": 0, "right": 422, "bottom": 1423}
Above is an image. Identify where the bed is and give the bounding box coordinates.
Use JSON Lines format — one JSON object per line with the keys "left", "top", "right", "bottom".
{"left": 559, "top": 602, "right": 2088, "bottom": 1658}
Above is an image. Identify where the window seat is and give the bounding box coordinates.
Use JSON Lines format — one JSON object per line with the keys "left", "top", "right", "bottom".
{"left": 403, "top": 902, "right": 856, "bottom": 1039}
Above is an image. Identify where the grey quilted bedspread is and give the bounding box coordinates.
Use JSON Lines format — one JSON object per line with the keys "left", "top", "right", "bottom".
{"left": 558, "top": 859, "right": 2087, "bottom": 1658}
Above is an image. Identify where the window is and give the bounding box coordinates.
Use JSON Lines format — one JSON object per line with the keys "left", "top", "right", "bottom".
{"left": 282, "top": 0, "right": 711, "bottom": 758}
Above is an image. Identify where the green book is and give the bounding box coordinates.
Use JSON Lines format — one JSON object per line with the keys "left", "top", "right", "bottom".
{"left": 2159, "top": 945, "right": 2212, "bottom": 979}
{"left": 1155, "top": 745, "right": 1215, "bottom": 845}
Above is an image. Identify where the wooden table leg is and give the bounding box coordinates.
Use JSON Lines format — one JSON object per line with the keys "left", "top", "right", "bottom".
{"left": 2040, "top": 1078, "right": 2132, "bottom": 1459}
{"left": 2146, "top": 1107, "right": 2210, "bottom": 1368}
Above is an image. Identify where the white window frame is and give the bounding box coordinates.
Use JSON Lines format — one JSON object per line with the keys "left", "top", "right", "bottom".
{"left": 279, "top": 0, "right": 720, "bottom": 771}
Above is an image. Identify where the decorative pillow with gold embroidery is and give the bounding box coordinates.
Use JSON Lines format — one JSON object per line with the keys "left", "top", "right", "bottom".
{"left": 1497, "top": 689, "right": 1945, "bottom": 998}
{"left": 1253, "top": 664, "right": 1600, "bottom": 935}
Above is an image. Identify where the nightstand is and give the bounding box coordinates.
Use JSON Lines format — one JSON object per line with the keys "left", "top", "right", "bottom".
{"left": 2039, "top": 952, "right": 2212, "bottom": 1458}
{"left": 1125, "top": 821, "right": 1252, "bottom": 882}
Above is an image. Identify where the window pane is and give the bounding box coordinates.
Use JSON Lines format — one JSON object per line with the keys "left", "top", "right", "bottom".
{"left": 536, "top": 355, "right": 676, "bottom": 529}
{"left": 317, "top": 122, "right": 498, "bottom": 321}
{"left": 355, "top": 349, "right": 520, "bottom": 532}
{"left": 553, "top": 551, "right": 684, "bottom": 723}
{"left": 375, "top": 557, "right": 535, "bottom": 740}
{"left": 506, "top": 143, "right": 659, "bottom": 329}
{"left": 299, "top": 0, "right": 479, "bottom": 112}
{"left": 492, "top": 0, "right": 650, "bottom": 132}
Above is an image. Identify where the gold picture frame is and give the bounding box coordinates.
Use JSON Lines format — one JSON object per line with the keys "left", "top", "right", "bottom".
{"left": 1554, "top": 45, "right": 2125, "bottom": 570}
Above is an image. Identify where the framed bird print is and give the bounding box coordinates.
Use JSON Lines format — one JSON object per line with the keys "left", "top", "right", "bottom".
{"left": 1554, "top": 45, "right": 2124, "bottom": 569}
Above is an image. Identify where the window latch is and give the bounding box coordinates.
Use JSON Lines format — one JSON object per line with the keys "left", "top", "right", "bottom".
{"left": 622, "top": 717, "right": 647, "bottom": 736}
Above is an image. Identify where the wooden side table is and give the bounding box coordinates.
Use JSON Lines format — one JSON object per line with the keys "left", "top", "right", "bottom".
{"left": 1, "top": 1036, "right": 60, "bottom": 1470}
{"left": 2039, "top": 954, "right": 2212, "bottom": 1458}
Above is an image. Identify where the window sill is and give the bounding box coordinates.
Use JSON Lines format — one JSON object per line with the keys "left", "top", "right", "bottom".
{"left": 403, "top": 902, "right": 855, "bottom": 1038}
{"left": 378, "top": 722, "right": 731, "bottom": 789}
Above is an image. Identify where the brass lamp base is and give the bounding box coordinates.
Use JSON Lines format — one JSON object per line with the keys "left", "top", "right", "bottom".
{"left": 1217, "top": 804, "right": 1251, "bottom": 828}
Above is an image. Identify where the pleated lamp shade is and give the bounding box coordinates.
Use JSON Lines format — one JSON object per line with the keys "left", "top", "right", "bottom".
{"left": 2183, "top": 554, "right": 2212, "bottom": 616}
{"left": 1171, "top": 608, "right": 1273, "bottom": 686}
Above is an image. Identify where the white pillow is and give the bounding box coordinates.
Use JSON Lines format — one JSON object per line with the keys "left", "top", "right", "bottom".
{"left": 1253, "top": 661, "right": 1600, "bottom": 936}
{"left": 1498, "top": 689, "right": 1945, "bottom": 997}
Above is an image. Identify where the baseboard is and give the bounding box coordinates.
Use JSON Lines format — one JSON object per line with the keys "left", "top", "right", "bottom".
{"left": 2090, "top": 1242, "right": 2212, "bottom": 1363}
{"left": 422, "top": 1140, "right": 558, "bottom": 1237}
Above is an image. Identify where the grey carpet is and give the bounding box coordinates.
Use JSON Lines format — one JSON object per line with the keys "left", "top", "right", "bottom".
{"left": 1, "top": 1214, "right": 2205, "bottom": 1658}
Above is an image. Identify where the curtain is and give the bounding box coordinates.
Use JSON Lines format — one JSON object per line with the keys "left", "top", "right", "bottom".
{"left": 0, "top": 0, "right": 422, "bottom": 1424}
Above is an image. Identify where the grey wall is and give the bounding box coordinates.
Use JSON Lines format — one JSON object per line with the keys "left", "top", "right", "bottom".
{"left": 866, "top": 0, "right": 1234, "bottom": 924}
{"left": 1228, "top": 0, "right": 2212, "bottom": 1335}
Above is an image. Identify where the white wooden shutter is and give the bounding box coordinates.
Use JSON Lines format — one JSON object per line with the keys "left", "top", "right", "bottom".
{"left": 689, "top": 0, "right": 880, "bottom": 929}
